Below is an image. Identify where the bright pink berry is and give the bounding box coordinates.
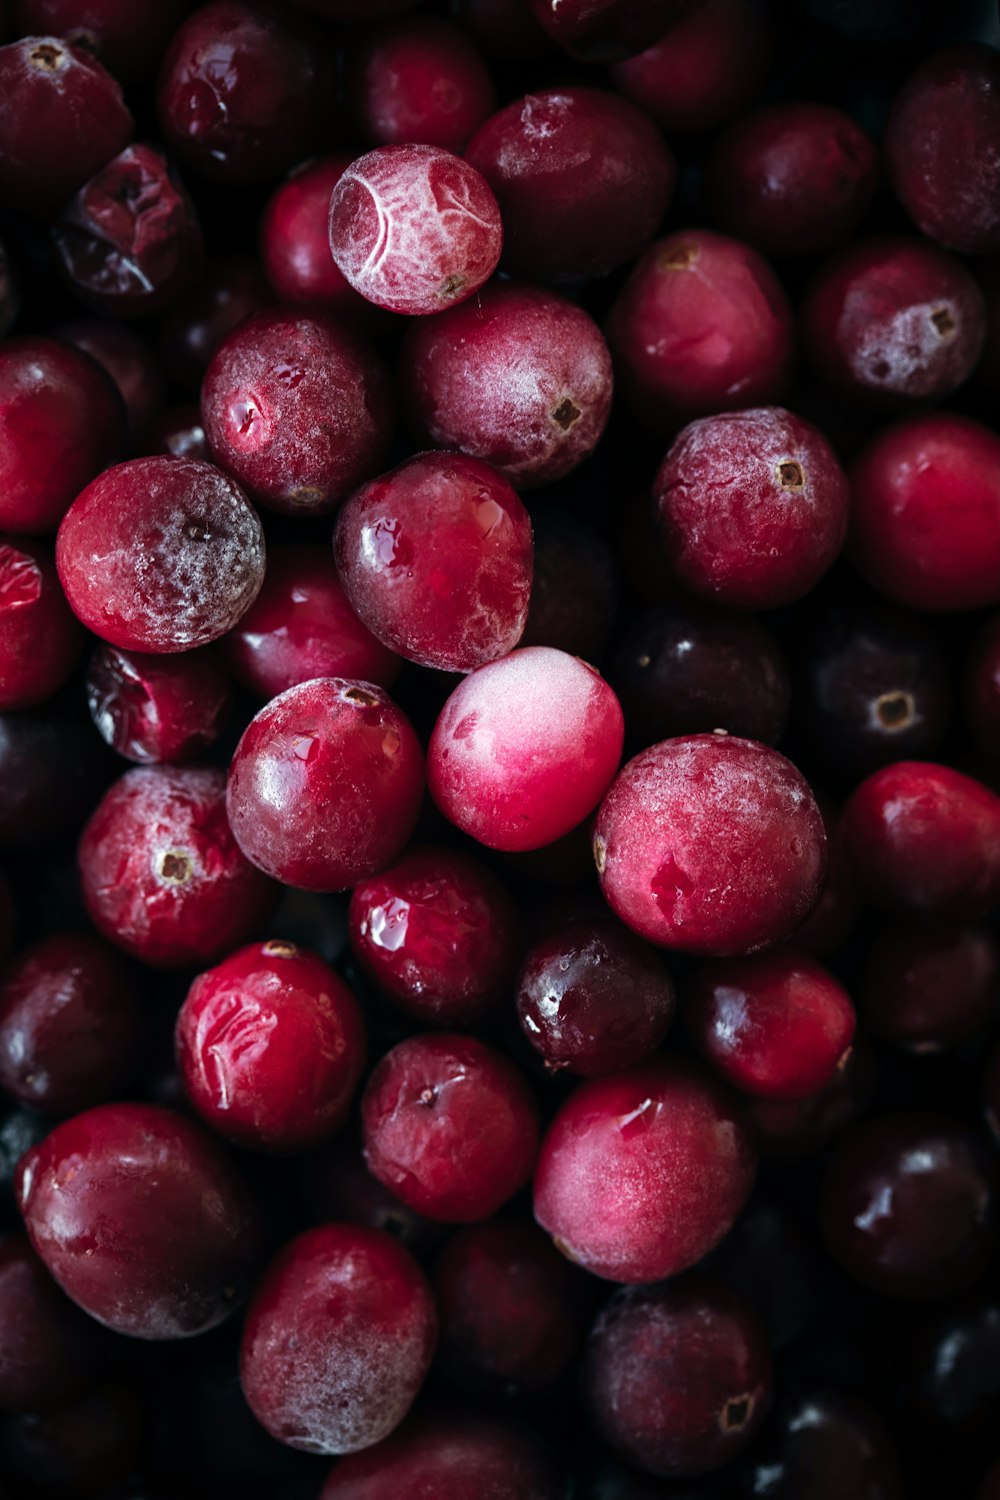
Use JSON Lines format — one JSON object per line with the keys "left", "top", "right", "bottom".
{"left": 176, "top": 940, "right": 367, "bottom": 1155}
{"left": 260, "top": 155, "right": 378, "bottom": 319}
{"left": 427, "top": 647, "right": 624, "bottom": 852}
{"left": 226, "top": 678, "right": 424, "bottom": 892}
{"left": 329, "top": 144, "right": 502, "bottom": 316}
{"left": 78, "top": 765, "right": 279, "bottom": 968}
{"left": 348, "top": 845, "right": 521, "bottom": 1027}
{"left": 334, "top": 450, "right": 533, "bottom": 672}
{"left": 240, "top": 1223, "right": 436, "bottom": 1454}
{"left": 362, "top": 1032, "right": 540, "bottom": 1222}
{"left": 56, "top": 456, "right": 264, "bottom": 654}
{"left": 0, "top": 536, "right": 82, "bottom": 710}
{"left": 533, "top": 1056, "right": 756, "bottom": 1283}
{"left": 654, "top": 407, "right": 849, "bottom": 610}
{"left": 594, "top": 735, "right": 827, "bottom": 955}
{"left": 348, "top": 16, "right": 496, "bottom": 150}
{"left": 86, "top": 644, "right": 232, "bottom": 764}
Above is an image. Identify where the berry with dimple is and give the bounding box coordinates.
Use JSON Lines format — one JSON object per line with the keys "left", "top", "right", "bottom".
{"left": 428, "top": 647, "right": 624, "bottom": 852}
{"left": 56, "top": 456, "right": 265, "bottom": 653}
{"left": 593, "top": 734, "right": 827, "bottom": 956}
{"left": 348, "top": 16, "right": 496, "bottom": 150}
{"left": 533, "top": 1056, "right": 756, "bottom": 1283}
{"left": 86, "top": 644, "right": 232, "bottom": 765}
{"left": 0, "top": 536, "right": 82, "bottom": 710}
{"left": 226, "top": 677, "right": 424, "bottom": 892}
{"left": 334, "top": 450, "right": 533, "bottom": 672}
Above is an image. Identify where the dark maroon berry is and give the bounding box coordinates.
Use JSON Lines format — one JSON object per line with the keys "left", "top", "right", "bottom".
{"left": 59, "top": 321, "right": 164, "bottom": 451}
{"left": 159, "top": 255, "right": 272, "bottom": 393}
{"left": 520, "top": 511, "right": 618, "bottom": 662}
{"left": 528, "top": 0, "right": 686, "bottom": 62}
{"left": 86, "top": 644, "right": 232, "bottom": 765}
{"left": 860, "top": 924, "right": 998, "bottom": 1052}
{"left": 0, "top": 1233, "right": 108, "bottom": 1412}
{"left": 740, "top": 1387, "right": 902, "bottom": 1499}
{"left": 348, "top": 15, "right": 495, "bottom": 151}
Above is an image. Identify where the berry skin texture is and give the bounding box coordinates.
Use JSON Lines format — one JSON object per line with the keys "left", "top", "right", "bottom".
{"left": 886, "top": 44, "right": 1000, "bottom": 255}
{"left": 85, "top": 644, "right": 232, "bottom": 766}
{"left": 0, "top": 35, "right": 132, "bottom": 217}
{"left": 841, "top": 761, "right": 1000, "bottom": 921}
{"left": 239, "top": 1223, "right": 436, "bottom": 1455}
{"left": 583, "top": 1277, "right": 771, "bottom": 1477}
{"left": 465, "top": 87, "right": 676, "bottom": 283}
{"left": 533, "top": 1056, "right": 757, "bottom": 1284}
{"left": 333, "top": 450, "right": 533, "bottom": 672}
{"left": 593, "top": 735, "right": 827, "bottom": 956}
{"left": 329, "top": 144, "right": 502, "bottom": 317}
{"left": 0, "top": 1233, "right": 108, "bottom": 1413}
{"left": 0, "top": 337, "right": 123, "bottom": 534}
{"left": 348, "top": 845, "right": 521, "bottom": 1027}
{"left": 607, "top": 230, "right": 794, "bottom": 429}
{"left": 16, "top": 1102, "right": 263, "bottom": 1339}
{"left": 176, "top": 940, "right": 367, "bottom": 1155}
{"left": 0, "top": 536, "right": 82, "bottom": 711}
{"left": 260, "top": 155, "right": 377, "bottom": 318}
{"left": 201, "top": 308, "right": 395, "bottom": 517}
{"left": 56, "top": 457, "right": 265, "bottom": 654}
{"left": 79, "top": 765, "right": 279, "bottom": 968}
{"left": 400, "top": 279, "right": 613, "bottom": 488}
{"left": 654, "top": 407, "right": 849, "bottom": 611}
{"left": 849, "top": 413, "right": 1000, "bottom": 612}
{"left": 226, "top": 678, "right": 424, "bottom": 893}
{"left": 348, "top": 16, "right": 496, "bottom": 150}
{"left": 361, "top": 1032, "right": 540, "bottom": 1222}
{"left": 683, "top": 949, "right": 856, "bottom": 1102}
{"left": 427, "top": 647, "right": 624, "bottom": 853}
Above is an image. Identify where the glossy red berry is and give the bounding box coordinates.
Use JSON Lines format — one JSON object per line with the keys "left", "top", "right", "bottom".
{"left": 86, "top": 644, "right": 231, "bottom": 765}
{"left": 260, "top": 155, "right": 376, "bottom": 319}
{"left": 528, "top": 0, "right": 685, "bottom": 61}
{"left": 683, "top": 949, "right": 856, "bottom": 1101}
{"left": 860, "top": 923, "right": 998, "bottom": 1052}
{"left": 240, "top": 1223, "right": 436, "bottom": 1454}
{"left": 594, "top": 734, "right": 827, "bottom": 955}
{"left": 226, "top": 678, "right": 424, "bottom": 892}
{"left": 348, "top": 846, "right": 521, "bottom": 1027}
{"left": 334, "top": 450, "right": 533, "bottom": 672}
{"left": 176, "top": 940, "right": 367, "bottom": 1155}
{"left": 0, "top": 537, "right": 82, "bottom": 711}
{"left": 362, "top": 1032, "right": 540, "bottom": 1222}
{"left": 16, "top": 1102, "right": 262, "bottom": 1338}
{"left": 348, "top": 16, "right": 495, "bottom": 150}
{"left": 202, "top": 308, "right": 394, "bottom": 517}
{"left": 79, "top": 765, "right": 279, "bottom": 967}
{"left": 428, "top": 647, "right": 624, "bottom": 852}
{"left": 465, "top": 86, "right": 675, "bottom": 282}
{"left": 0, "top": 1234, "right": 107, "bottom": 1413}
{"left": 533, "top": 1056, "right": 756, "bottom": 1283}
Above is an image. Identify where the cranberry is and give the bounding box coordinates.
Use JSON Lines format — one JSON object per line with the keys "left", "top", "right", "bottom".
{"left": 966, "top": 614, "right": 1000, "bottom": 758}
{"left": 0, "top": 536, "right": 82, "bottom": 711}
{"left": 841, "top": 761, "right": 1000, "bottom": 920}
{"left": 176, "top": 939, "right": 366, "bottom": 1155}
{"left": 528, "top": 0, "right": 686, "bottom": 61}
{"left": 57, "top": 455, "right": 263, "bottom": 655}
{"left": 0, "top": 336, "right": 123, "bottom": 534}
{"left": 434, "top": 1220, "right": 588, "bottom": 1395}
{"left": 886, "top": 44, "right": 1000, "bottom": 255}
{"left": 0, "top": 932, "right": 142, "bottom": 1115}
{"left": 13, "top": 0, "right": 192, "bottom": 81}
{"left": 0, "top": 709, "right": 112, "bottom": 851}
{"left": 155, "top": 405, "right": 210, "bottom": 463}
{"left": 802, "top": 237, "right": 985, "bottom": 405}
{"left": 348, "top": 846, "right": 521, "bottom": 1027}
{"left": 334, "top": 451, "right": 533, "bottom": 672}
{"left": 584, "top": 1277, "right": 771, "bottom": 1477}
{"left": 821, "top": 1113, "right": 998, "bottom": 1300}
{"left": 850, "top": 413, "right": 1000, "bottom": 612}
{"left": 159, "top": 255, "right": 272, "bottom": 393}
{"left": 465, "top": 87, "right": 675, "bottom": 283}
{"left": 329, "top": 144, "right": 501, "bottom": 316}
{"left": 428, "top": 647, "right": 624, "bottom": 852}
{"left": 910, "top": 1298, "right": 1000, "bottom": 1432}
{"left": 298, "top": 1137, "right": 444, "bottom": 1255}
{"left": 86, "top": 643, "right": 231, "bottom": 766}
{"left": 79, "top": 765, "right": 279, "bottom": 967}
{"left": 0, "top": 1234, "right": 108, "bottom": 1413}
{"left": 683, "top": 949, "right": 856, "bottom": 1102}
{"left": 227, "top": 679, "right": 423, "bottom": 892}
{"left": 240, "top": 1223, "right": 436, "bottom": 1454}
{"left": 400, "top": 279, "right": 613, "bottom": 487}
{"left": 741, "top": 1387, "right": 902, "bottom": 1500}
{"left": 655, "top": 407, "right": 848, "bottom": 610}
{"left": 17, "top": 1102, "right": 262, "bottom": 1337}
{"left": 202, "top": 308, "right": 394, "bottom": 517}
{"left": 320, "top": 1413, "right": 565, "bottom": 1499}
{"left": 516, "top": 917, "right": 675, "bottom": 1076}
{"left": 594, "top": 734, "right": 827, "bottom": 955}
{"left": 156, "top": 0, "right": 336, "bottom": 184}
{"left": 861, "top": 923, "right": 998, "bottom": 1052}
{"left": 611, "top": 0, "right": 772, "bottom": 133}
{"left": 607, "top": 604, "right": 790, "bottom": 747}
{"left": 534, "top": 1056, "right": 756, "bottom": 1283}
{"left": 0, "top": 1382, "right": 145, "bottom": 1499}
{"left": 349, "top": 16, "right": 495, "bottom": 150}
{"left": 749, "top": 1039, "right": 877, "bottom": 1160}
{"left": 59, "top": 321, "right": 164, "bottom": 453}
{"left": 0, "top": 36, "right": 131, "bottom": 217}
{"left": 607, "top": 230, "right": 794, "bottom": 429}
{"left": 708, "top": 103, "right": 877, "bottom": 257}
{"left": 362, "top": 1032, "right": 539, "bottom": 1221}
{"left": 260, "top": 155, "right": 376, "bottom": 320}
{"left": 520, "top": 511, "right": 618, "bottom": 662}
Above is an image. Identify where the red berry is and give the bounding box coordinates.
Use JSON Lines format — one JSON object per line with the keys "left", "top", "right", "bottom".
{"left": 0, "top": 537, "right": 82, "bottom": 710}
{"left": 260, "top": 155, "right": 378, "bottom": 319}
{"left": 159, "top": 254, "right": 272, "bottom": 393}
{"left": 528, "top": 0, "right": 686, "bottom": 62}
{"left": 86, "top": 644, "right": 231, "bottom": 765}
{"left": 59, "top": 320, "right": 164, "bottom": 452}
{"left": 348, "top": 16, "right": 495, "bottom": 150}
{"left": 296, "top": 1137, "right": 444, "bottom": 1256}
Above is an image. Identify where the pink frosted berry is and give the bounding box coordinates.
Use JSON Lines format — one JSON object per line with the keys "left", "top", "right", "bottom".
{"left": 329, "top": 144, "right": 502, "bottom": 316}
{"left": 333, "top": 450, "right": 533, "bottom": 672}
{"left": 428, "top": 646, "right": 624, "bottom": 852}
